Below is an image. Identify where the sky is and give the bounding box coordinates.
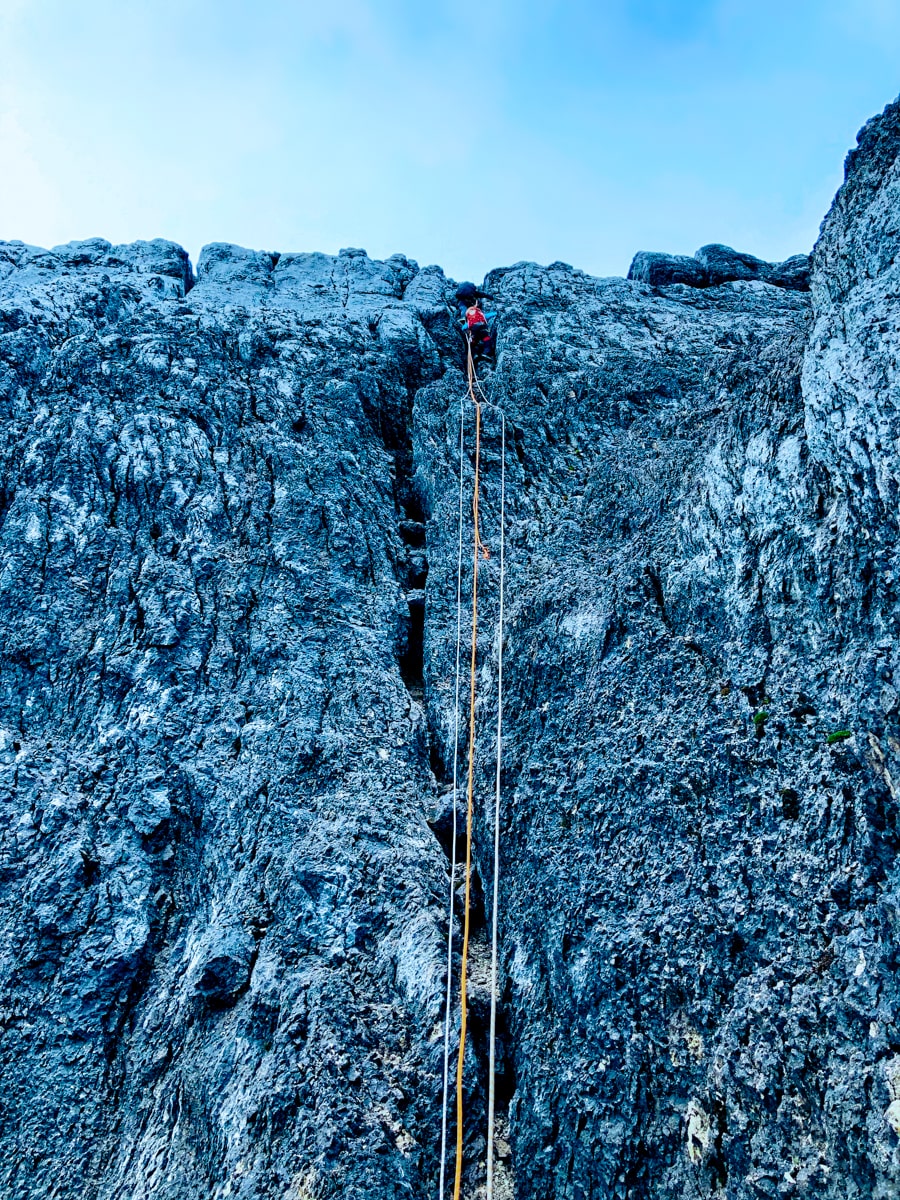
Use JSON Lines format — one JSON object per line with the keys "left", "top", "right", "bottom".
{"left": 0, "top": 0, "right": 899, "bottom": 282}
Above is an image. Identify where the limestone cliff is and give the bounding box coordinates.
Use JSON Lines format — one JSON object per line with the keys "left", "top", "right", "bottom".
{"left": 0, "top": 98, "right": 899, "bottom": 1199}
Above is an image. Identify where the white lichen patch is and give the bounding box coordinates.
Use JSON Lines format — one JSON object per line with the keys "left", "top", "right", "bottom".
{"left": 288, "top": 1168, "right": 320, "bottom": 1200}
{"left": 686, "top": 1029, "right": 705, "bottom": 1061}
{"left": 668, "top": 1018, "right": 704, "bottom": 1066}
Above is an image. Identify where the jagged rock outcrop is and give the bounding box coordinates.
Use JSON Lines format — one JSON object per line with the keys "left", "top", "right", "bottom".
{"left": 628, "top": 244, "right": 811, "bottom": 290}
{"left": 0, "top": 97, "right": 899, "bottom": 1199}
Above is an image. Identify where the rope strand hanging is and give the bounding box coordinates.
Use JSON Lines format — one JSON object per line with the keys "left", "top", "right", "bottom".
{"left": 440, "top": 337, "right": 507, "bottom": 1200}
{"left": 438, "top": 398, "right": 467, "bottom": 1200}
{"left": 485, "top": 391, "right": 505, "bottom": 1200}
{"left": 452, "top": 343, "right": 482, "bottom": 1200}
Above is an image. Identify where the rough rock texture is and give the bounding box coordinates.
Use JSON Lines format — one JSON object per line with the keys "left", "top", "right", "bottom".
{"left": 0, "top": 239, "right": 457, "bottom": 1199}
{"left": 1, "top": 97, "right": 899, "bottom": 1199}
{"left": 628, "top": 245, "right": 811, "bottom": 291}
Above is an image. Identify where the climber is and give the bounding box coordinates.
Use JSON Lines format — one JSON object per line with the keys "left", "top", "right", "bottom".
{"left": 454, "top": 283, "right": 497, "bottom": 363}
{"left": 464, "top": 300, "right": 495, "bottom": 361}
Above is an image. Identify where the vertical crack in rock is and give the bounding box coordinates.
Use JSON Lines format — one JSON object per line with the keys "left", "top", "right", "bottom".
{"left": 396, "top": 494, "right": 428, "bottom": 702}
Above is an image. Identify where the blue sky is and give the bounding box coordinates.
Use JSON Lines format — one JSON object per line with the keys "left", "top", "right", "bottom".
{"left": 1, "top": 0, "right": 898, "bottom": 281}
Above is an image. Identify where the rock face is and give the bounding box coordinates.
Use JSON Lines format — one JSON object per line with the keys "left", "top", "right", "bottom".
{"left": 0, "top": 97, "right": 899, "bottom": 1199}
{"left": 0, "top": 239, "right": 456, "bottom": 1199}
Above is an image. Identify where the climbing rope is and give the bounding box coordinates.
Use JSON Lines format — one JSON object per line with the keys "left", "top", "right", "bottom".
{"left": 446, "top": 338, "right": 507, "bottom": 1200}
{"left": 438, "top": 398, "right": 466, "bottom": 1200}
{"left": 452, "top": 340, "right": 482, "bottom": 1200}
{"left": 469, "top": 349, "right": 507, "bottom": 1200}
{"left": 485, "top": 391, "right": 505, "bottom": 1200}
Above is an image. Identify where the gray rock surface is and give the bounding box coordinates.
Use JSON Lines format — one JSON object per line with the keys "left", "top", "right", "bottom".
{"left": 0, "top": 236, "right": 454, "bottom": 1199}
{"left": 1, "top": 96, "right": 899, "bottom": 1199}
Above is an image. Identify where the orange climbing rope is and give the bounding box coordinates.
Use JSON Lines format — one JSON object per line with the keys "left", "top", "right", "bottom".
{"left": 453, "top": 338, "right": 483, "bottom": 1200}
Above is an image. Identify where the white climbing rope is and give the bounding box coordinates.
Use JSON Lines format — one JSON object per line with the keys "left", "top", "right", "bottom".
{"left": 480, "top": 392, "right": 506, "bottom": 1200}
{"left": 438, "top": 397, "right": 467, "bottom": 1200}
